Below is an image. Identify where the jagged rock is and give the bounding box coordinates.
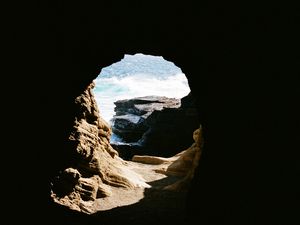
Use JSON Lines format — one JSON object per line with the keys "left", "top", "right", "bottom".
{"left": 76, "top": 176, "right": 100, "bottom": 201}
{"left": 132, "top": 127, "right": 202, "bottom": 191}
{"left": 163, "top": 128, "right": 202, "bottom": 178}
{"left": 51, "top": 81, "right": 201, "bottom": 215}
{"left": 112, "top": 93, "right": 200, "bottom": 157}
{"left": 51, "top": 82, "right": 149, "bottom": 213}
{"left": 111, "top": 114, "right": 148, "bottom": 142}
{"left": 51, "top": 168, "right": 81, "bottom": 198}
{"left": 112, "top": 96, "right": 180, "bottom": 142}
{"left": 114, "top": 95, "right": 181, "bottom": 117}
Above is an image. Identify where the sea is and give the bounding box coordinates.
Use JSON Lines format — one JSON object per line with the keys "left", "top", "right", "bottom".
{"left": 93, "top": 53, "right": 191, "bottom": 127}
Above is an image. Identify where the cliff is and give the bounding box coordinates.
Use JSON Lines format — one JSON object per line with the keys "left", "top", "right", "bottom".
{"left": 112, "top": 96, "right": 181, "bottom": 142}
{"left": 111, "top": 93, "right": 200, "bottom": 158}
{"left": 51, "top": 82, "right": 149, "bottom": 213}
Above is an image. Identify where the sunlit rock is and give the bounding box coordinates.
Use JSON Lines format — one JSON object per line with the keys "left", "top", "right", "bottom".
{"left": 51, "top": 82, "right": 150, "bottom": 213}
{"left": 132, "top": 127, "right": 202, "bottom": 191}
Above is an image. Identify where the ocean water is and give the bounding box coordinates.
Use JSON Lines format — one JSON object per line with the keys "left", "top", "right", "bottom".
{"left": 93, "top": 53, "right": 191, "bottom": 124}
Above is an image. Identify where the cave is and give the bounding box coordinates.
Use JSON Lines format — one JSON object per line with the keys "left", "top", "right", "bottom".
{"left": 7, "top": 2, "right": 299, "bottom": 225}
{"left": 48, "top": 52, "right": 202, "bottom": 221}
{"left": 93, "top": 53, "right": 200, "bottom": 160}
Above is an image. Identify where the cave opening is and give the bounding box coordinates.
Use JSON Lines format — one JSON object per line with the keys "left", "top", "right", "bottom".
{"left": 93, "top": 53, "right": 200, "bottom": 160}
{"left": 51, "top": 53, "right": 202, "bottom": 220}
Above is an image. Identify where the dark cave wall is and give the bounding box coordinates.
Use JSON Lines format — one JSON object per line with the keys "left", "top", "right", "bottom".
{"left": 9, "top": 2, "right": 299, "bottom": 225}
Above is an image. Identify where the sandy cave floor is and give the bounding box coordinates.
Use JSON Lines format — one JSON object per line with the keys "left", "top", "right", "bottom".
{"left": 86, "top": 160, "right": 189, "bottom": 223}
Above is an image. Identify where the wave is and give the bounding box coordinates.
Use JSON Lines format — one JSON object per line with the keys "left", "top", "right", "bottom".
{"left": 94, "top": 73, "right": 190, "bottom": 123}
{"left": 100, "top": 53, "right": 182, "bottom": 78}
{"left": 93, "top": 53, "right": 190, "bottom": 123}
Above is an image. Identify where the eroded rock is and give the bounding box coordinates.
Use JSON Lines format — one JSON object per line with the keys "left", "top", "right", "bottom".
{"left": 51, "top": 82, "right": 149, "bottom": 213}
{"left": 112, "top": 96, "right": 180, "bottom": 142}
{"left": 132, "top": 127, "right": 202, "bottom": 191}
{"left": 112, "top": 93, "right": 200, "bottom": 157}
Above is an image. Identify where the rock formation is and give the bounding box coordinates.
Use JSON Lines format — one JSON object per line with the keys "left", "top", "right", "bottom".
{"left": 112, "top": 96, "right": 181, "bottom": 142}
{"left": 132, "top": 126, "right": 202, "bottom": 191}
{"left": 10, "top": 4, "right": 298, "bottom": 224}
{"left": 51, "top": 82, "right": 149, "bottom": 213}
{"left": 111, "top": 93, "right": 200, "bottom": 158}
{"left": 50, "top": 82, "right": 202, "bottom": 214}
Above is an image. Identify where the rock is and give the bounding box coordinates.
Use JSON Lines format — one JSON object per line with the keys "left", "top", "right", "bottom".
{"left": 164, "top": 128, "right": 202, "bottom": 177}
{"left": 132, "top": 155, "right": 172, "bottom": 165}
{"left": 110, "top": 143, "right": 143, "bottom": 160}
{"left": 51, "top": 82, "right": 149, "bottom": 213}
{"left": 112, "top": 114, "right": 148, "bottom": 142}
{"left": 163, "top": 128, "right": 202, "bottom": 191}
{"left": 50, "top": 82, "right": 201, "bottom": 214}
{"left": 112, "top": 96, "right": 180, "bottom": 142}
{"left": 132, "top": 127, "right": 203, "bottom": 191}
{"left": 112, "top": 93, "right": 200, "bottom": 157}
{"left": 51, "top": 168, "right": 81, "bottom": 198}
{"left": 114, "top": 95, "right": 181, "bottom": 116}
{"left": 76, "top": 176, "right": 100, "bottom": 201}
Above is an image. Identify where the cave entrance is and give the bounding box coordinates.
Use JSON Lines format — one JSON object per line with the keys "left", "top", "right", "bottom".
{"left": 51, "top": 53, "right": 202, "bottom": 218}
{"left": 93, "top": 53, "right": 200, "bottom": 160}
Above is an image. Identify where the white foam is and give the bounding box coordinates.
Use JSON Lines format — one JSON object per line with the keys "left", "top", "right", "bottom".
{"left": 93, "top": 54, "right": 190, "bottom": 123}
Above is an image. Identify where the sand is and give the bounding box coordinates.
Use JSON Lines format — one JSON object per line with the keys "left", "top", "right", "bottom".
{"left": 75, "top": 160, "right": 189, "bottom": 224}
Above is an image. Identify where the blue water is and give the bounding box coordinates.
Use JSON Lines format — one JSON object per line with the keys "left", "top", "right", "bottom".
{"left": 93, "top": 53, "right": 190, "bottom": 124}
{"left": 99, "top": 53, "right": 182, "bottom": 78}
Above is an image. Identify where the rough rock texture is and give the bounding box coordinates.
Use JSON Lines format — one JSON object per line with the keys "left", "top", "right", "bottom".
{"left": 112, "top": 96, "right": 181, "bottom": 142}
{"left": 51, "top": 83, "right": 202, "bottom": 214}
{"left": 132, "top": 127, "right": 202, "bottom": 191}
{"left": 112, "top": 93, "right": 200, "bottom": 158}
{"left": 10, "top": 5, "right": 298, "bottom": 225}
{"left": 51, "top": 82, "right": 149, "bottom": 213}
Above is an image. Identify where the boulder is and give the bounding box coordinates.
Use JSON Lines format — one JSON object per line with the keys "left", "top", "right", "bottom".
{"left": 51, "top": 82, "right": 150, "bottom": 213}
{"left": 112, "top": 96, "right": 181, "bottom": 142}
{"left": 112, "top": 93, "right": 200, "bottom": 157}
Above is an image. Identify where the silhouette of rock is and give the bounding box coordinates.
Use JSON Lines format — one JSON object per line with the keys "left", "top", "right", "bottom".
{"left": 133, "top": 127, "right": 202, "bottom": 191}
{"left": 112, "top": 96, "right": 180, "bottom": 142}
{"left": 112, "top": 93, "right": 200, "bottom": 157}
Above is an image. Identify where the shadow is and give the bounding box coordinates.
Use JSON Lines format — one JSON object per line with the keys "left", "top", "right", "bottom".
{"left": 46, "top": 175, "right": 189, "bottom": 225}
{"left": 146, "top": 175, "right": 181, "bottom": 188}
{"left": 90, "top": 176, "right": 189, "bottom": 225}
{"left": 91, "top": 180, "right": 186, "bottom": 225}
{"left": 9, "top": 2, "right": 299, "bottom": 225}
